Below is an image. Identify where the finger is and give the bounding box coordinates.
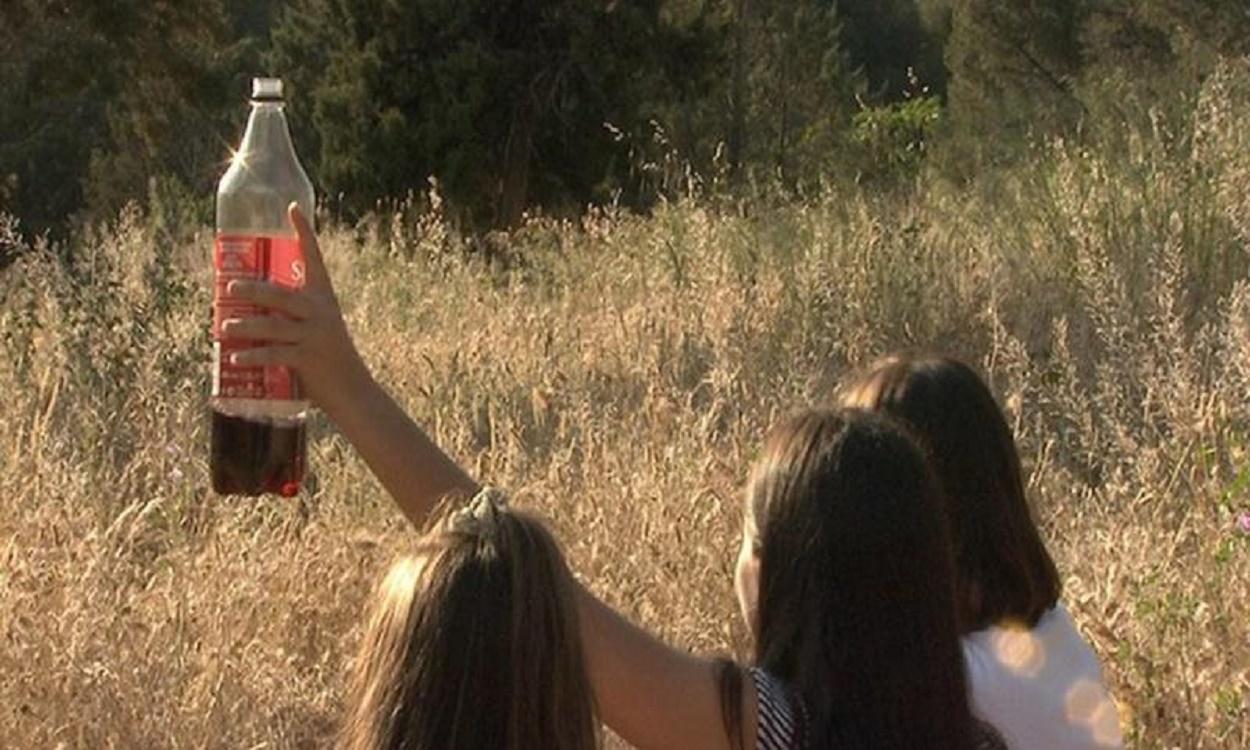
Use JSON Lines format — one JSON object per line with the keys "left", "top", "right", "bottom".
{"left": 221, "top": 316, "right": 304, "bottom": 343}
{"left": 230, "top": 345, "right": 300, "bottom": 368}
{"left": 227, "top": 280, "right": 314, "bottom": 319}
{"left": 288, "top": 203, "right": 331, "bottom": 292}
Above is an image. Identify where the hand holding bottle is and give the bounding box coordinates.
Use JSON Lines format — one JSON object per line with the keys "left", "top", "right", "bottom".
{"left": 225, "top": 202, "right": 477, "bottom": 522}
{"left": 222, "top": 204, "right": 372, "bottom": 418}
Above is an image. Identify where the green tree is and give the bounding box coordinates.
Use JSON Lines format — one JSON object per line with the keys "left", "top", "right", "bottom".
{"left": 947, "top": 0, "right": 1087, "bottom": 130}
{"left": 1, "top": 1, "right": 113, "bottom": 232}
{"left": 724, "top": 0, "right": 860, "bottom": 184}
{"left": 86, "top": 3, "right": 253, "bottom": 224}
{"left": 1078, "top": 1, "right": 1249, "bottom": 74}
{"left": 268, "top": 0, "right": 718, "bottom": 227}
{"left": 1156, "top": 0, "right": 1250, "bottom": 57}
{"left": 0, "top": 0, "right": 258, "bottom": 234}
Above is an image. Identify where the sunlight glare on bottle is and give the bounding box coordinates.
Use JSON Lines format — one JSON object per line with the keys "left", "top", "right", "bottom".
{"left": 224, "top": 145, "right": 250, "bottom": 173}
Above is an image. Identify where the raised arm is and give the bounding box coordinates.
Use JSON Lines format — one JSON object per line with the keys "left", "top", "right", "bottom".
{"left": 317, "top": 365, "right": 478, "bottom": 526}
{"left": 223, "top": 204, "right": 477, "bottom": 525}
{"left": 226, "top": 205, "right": 754, "bottom": 749}
{"left": 578, "top": 587, "right": 756, "bottom": 750}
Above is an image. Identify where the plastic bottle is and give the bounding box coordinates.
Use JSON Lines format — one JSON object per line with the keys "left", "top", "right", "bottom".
{"left": 211, "top": 77, "right": 314, "bottom": 497}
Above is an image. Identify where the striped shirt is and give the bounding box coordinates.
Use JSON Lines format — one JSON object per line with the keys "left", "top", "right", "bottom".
{"left": 749, "top": 667, "right": 1009, "bottom": 750}
{"left": 751, "top": 668, "right": 801, "bottom": 750}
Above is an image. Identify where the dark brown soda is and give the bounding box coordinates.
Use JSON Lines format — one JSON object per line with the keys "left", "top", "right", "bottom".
{"left": 210, "top": 411, "right": 305, "bottom": 497}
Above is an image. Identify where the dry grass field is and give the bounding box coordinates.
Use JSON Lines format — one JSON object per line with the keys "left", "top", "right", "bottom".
{"left": 4, "top": 61, "right": 1250, "bottom": 749}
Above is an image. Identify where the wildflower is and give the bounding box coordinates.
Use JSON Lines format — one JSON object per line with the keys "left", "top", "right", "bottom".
{"left": 1237, "top": 510, "right": 1250, "bottom": 536}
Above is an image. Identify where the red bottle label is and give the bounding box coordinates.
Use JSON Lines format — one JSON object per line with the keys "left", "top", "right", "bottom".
{"left": 213, "top": 234, "right": 305, "bottom": 401}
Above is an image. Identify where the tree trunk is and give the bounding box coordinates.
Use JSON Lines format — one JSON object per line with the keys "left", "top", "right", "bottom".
{"left": 727, "top": 0, "right": 750, "bottom": 177}
{"left": 498, "top": 87, "right": 538, "bottom": 228}
{"left": 777, "top": 14, "right": 791, "bottom": 185}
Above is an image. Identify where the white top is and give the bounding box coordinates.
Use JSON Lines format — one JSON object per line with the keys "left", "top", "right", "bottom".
{"left": 964, "top": 604, "right": 1123, "bottom": 749}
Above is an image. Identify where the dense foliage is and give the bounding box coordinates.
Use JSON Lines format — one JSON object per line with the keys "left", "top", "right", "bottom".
{"left": 1, "top": 0, "right": 1248, "bottom": 233}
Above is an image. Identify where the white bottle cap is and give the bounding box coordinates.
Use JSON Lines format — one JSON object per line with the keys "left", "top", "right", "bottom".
{"left": 251, "top": 77, "right": 284, "bottom": 101}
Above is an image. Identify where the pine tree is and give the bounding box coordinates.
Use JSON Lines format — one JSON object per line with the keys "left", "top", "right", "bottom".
{"left": 725, "top": 0, "right": 860, "bottom": 185}
{"left": 86, "top": 1, "right": 251, "bottom": 222}
{"left": 0, "top": 0, "right": 257, "bottom": 232}
{"left": 268, "top": 0, "right": 716, "bottom": 227}
{"left": 944, "top": 0, "right": 1086, "bottom": 137}
{"left": 1, "top": 1, "right": 114, "bottom": 231}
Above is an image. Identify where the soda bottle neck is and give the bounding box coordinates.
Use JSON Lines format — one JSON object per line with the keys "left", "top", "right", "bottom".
{"left": 217, "top": 93, "right": 314, "bottom": 234}
{"left": 240, "top": 102, "right": 298, "bottom": 163}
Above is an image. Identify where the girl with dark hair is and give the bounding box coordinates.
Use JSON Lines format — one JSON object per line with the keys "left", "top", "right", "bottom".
{"left": 841, "top": 354, "right": 1122, "bottom": 749}
{"left": 718, "top": 409, "right": 1006, "bottom": 749}
{"left": 341, "top": 490, "right": 598, "bottom": 750}
{"left": 226, "top": 207, "right": 1004, "bottom": 750}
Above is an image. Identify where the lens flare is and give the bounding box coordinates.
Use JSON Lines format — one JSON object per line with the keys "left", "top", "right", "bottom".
{"left": 1065, "top": 678, "right": 1123, "bottom": 747}
{"left": 989, "top": 623, "right": 1046, "bottom": 677}
{"left": 225, "top": 146, "right": 249, "bottom": 171}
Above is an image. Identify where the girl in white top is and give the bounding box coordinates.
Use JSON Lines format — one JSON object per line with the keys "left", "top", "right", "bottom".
{"left": 842, "top": 354, "right": 1123, "bottom": 749}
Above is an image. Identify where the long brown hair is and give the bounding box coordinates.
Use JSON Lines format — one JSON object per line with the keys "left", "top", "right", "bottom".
{"left": 840, "top": 354, "right": 1062, "bottom": 632}
{"left": 341, "top": 491, "right": 598, "bottom": 750}
{"left": 726, "top": 409, "right": 981, "bottom": 749}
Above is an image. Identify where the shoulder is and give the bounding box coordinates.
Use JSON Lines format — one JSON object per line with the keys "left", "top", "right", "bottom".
{"left": 749, "top": 667, "right": 803, "bottom": 750}
{"left": 1047, "top": 604, "right": 1101, "bottom": 652}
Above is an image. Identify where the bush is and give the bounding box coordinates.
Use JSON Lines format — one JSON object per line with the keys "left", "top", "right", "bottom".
{"left": 851, "top": 87, "right": 942, "bottom": 180}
